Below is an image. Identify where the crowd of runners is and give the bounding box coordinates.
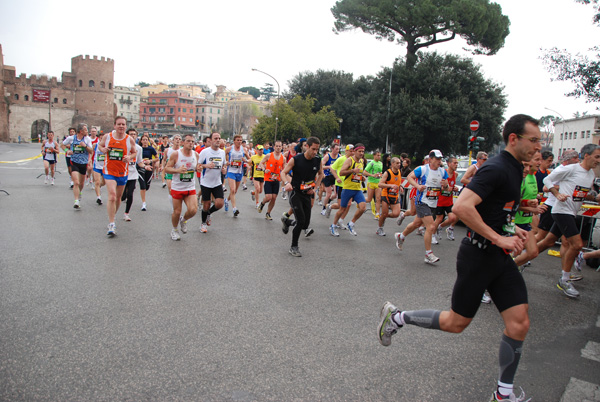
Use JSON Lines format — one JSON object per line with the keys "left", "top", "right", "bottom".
{"left": 43, "top": 114, "right": 600, "bottom": 401}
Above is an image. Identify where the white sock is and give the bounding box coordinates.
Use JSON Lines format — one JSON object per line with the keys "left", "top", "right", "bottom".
{"left": 562, "top": 270, "right": 570, "bottom": 281}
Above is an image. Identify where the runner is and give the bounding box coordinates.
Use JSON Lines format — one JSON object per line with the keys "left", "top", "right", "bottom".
{"left": 64, "top": 127, "right": 76, "bottom": 188}
{"left": 378, "top": 114, "right": 540, "bottom": 402}
{"left": 198, "top": 132, "right": 227, "bottom": 233}
{"left": 365, "top": 151, "right": 383, "bottom": 219}
{"left": 250, "top": 145, "right": 265, "bottom": 208}
{"left": 41, "top": 131, "right": 59, "bottom": 185}
{"left": 137, "top": 133, "right": 158, "bottom": 211}
{"left": 460, "top": 151, "right": 488, "bottom": 185}
{"left": 120, "top": 129, "right": 143, "bottom": 222}
{"left": 91, "top": 132, "right": 106, "bottom": 205}
{"left": 376, "top": 157, "right": 404, "bottom": 236}
{"left": 61, "top": 123, "right": 93, "bottom": 208}
{"left": 325, "top": 144, "right": 354, "bottom": 229}
{"left": 432, "top": 156, "right": 460, "bottom": 243}
{"left": 164, "top": 134, "right": 199, "bottom": 240}
{"left": 258, "top": 140, "right": 285, "bottom": 220}
{"left": 86, "top": 127, "right": 99, "bottom": 187}
{"left": 98, "top": 116, "right": 137, "bottom": 236}
{"left": 394, "top": 150, "right": 449, "bottom": 264}
{"left": 280, "top": 136, "right": 324, "bottom": 256}
{"left": 330, "top": 143, "right": 373, "bottom": 236}
{"left": 162, "top": 135, "right": 181, "bottom": 201}
{"left": 320, "top": 143, "right": 340, "bottom": 215}
{"left": 224, "top": 134, "right": 250, "bottom": 217}
{"left": 512, "top": 151, "right": 545, "bottom": 270}
{"left": 159, "top": 135, "right": 170, "bottom": 188}
{"left": 537, "top": 144, "right": 600, "bottom": 298}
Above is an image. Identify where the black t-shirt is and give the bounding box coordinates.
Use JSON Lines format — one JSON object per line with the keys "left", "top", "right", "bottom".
{"left": 535, "top": 169, "right": 549, "bottom": 193}
{"left": 466, "top": 150, "right": 523, "bottom": 235}
{"left": 142, "top": 146, "right": 157, "bottom": 160}
{"left": 291, "top": 153, "right": 321, "bottom": 193}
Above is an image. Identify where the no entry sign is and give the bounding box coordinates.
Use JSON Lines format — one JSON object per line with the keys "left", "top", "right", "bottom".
{"left": 470, "top": 120, "right": 480, "bottom": 131}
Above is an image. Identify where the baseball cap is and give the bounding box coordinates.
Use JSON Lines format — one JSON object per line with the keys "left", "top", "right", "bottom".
{"left": 257, "top": 145, "right": 264, "bottom": 150}
{"left": 429, "top": 149, "right": 443, "bottom": 159}
{"left": 345, "top": 144, "right": 354, "bottom": 151}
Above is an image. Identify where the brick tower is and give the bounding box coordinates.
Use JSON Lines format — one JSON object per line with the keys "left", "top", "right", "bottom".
{"left": 71, "top": 55, "right": 115, "bottom": 131}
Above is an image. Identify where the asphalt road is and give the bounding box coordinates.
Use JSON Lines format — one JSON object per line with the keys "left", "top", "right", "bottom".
{"left": 0, "top": 143, "right": 599, "bottom": 401}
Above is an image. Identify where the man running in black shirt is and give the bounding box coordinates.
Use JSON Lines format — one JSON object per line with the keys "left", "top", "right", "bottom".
{"left": 281, "top": 137, "right": 324, "bottom": 257}
{"left": 378, "top": 114, "right": 541, "bottom": 401}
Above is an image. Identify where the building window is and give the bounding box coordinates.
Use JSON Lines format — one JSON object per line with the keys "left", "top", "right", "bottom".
{"left": 24, "top": 95, "right": 29, "bottom": 101}
{"left": 63, "top": 99, "right": 67, "bottom": 104}
{"left": 587, "top": 130, "right": 591, "bottom": 138}
{"left": 14, "top": 94, "right": 19, "bottom": 100}
{"left": 574, "top": 132, "right": 577, "bottom": 139}
{"left": 54, "top": 98, "right": 58, "bottom": 103}
{"left": 89, "top": 80, "right": 95, "bottom": 87}
{"left": 218, "top": 109, "right": 220, "bottom": 114}
{"left": 100, "top": 81, "right": 105, "bottom": 89}
{"left": 569, "top": 132, "right": 572, "bottom": 139}
{"left": 108, "top": 83, "right": 112, "bottom": 89}
{"left": 79, "top": 80, "right": 83, "bottom": 87}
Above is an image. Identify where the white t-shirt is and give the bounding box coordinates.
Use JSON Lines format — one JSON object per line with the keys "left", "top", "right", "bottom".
{"left": 198, "top": 147, "right": 226, "bottom": 188}
{"left": 127, "top": 144, "right": 143, "bottom": 180}
{"left": 543, "top": 163, "right": 596, "bottom": 216}
{"left": 171, "top": 149, "right": 198, "bottom": 192}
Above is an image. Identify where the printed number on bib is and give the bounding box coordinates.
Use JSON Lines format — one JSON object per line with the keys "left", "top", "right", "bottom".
{"left": 109, "top": 148, "right": 124, "bottom": 160}
{"left": 426, "top": 187, "right": 441, "bottom": 200}
{"left": 98, "top": 154, "right": 106, "bottom": 161}
{"left": 300, "top": 181, "right": 315, "bottom": 191}
{"left": 351, "top": 173, "right": 362, "bottom": 183}
{"left": 231, "top": 159, "right": 242, "bottom": 168}
{"left": 73, "top": 145, "right": 85, "bottom": 154}
{"left": 180, "top": 171, "right": 194, "bottom": 182}
{"left": 572, "top": 185, "right": 590, "bottom": 202}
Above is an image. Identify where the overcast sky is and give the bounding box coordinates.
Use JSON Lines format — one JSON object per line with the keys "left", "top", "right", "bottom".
{"left": 1, "top": 0, "right": 598, "bottom": 125}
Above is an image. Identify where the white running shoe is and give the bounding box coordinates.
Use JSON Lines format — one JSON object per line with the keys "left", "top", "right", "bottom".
{"left": 73, "top": 199, "right": 80, "bottom": 209}
{"left": 330, "top": 224, "right": 340, "bottom": 237}
{"left": 431, "top": 234, "right": 439, "bottom": 245}
{"left": 325, "top": 205, "right": 332, "bottom": 219}
{"left": 321, "top": 209, "right": 327, "bottom": 216}
{"left": 51, "top": 178, "right": 55, "bottom": 186}
{"left": 481, "top": 292, "right": 492, "bottom": 304}
{"left": 339, "top": 219, "right": 347, "bottom": 229}
{"left": 574, "top": 251, "right": 584, "bottom": 271}
{"left": 171, "top": 228, "right": 181, "bottom": 241}
{"left": 446, "top": 226, "right": 455, "bottom": 240}
{"left": 347, "top": 222, "right": 358, "bottom": 236}
{"left": 394, "top": 233, "right": 404, "bottom": 250}
{"left": 424, "top": 253, "right": 440, "bottom": 264}
{"left": 179, "top": 216, "right": 188, "bottom": 234}
{"left": 376, "top": 227, "right": 386, "bottom": 236}
{"left": 123, "top": 213, "right": 131, "bottom": 221}
{"left": 107, "top": 222, "right": 116, "bottom": 237}
{"left": 44, "top": 177, "right": 48, "bottom": 184}
{"left": 417, "top": 226, "right": 426, "bottom": 236}
{"left": 200, "top": 223, "right": 208, "bottom": 233}
{"left": 141, "top": 202, "right": 147, "bottom": 211}
{"left": 396, "top": 211, "right": 405, "bottom": 226}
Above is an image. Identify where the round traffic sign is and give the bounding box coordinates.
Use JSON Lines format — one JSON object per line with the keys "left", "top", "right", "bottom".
{"left": 470, "top": 120, "right": 480, "bottom": 131}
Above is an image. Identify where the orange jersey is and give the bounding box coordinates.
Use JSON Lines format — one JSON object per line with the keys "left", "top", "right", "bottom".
{"left": 382, "top": 169, "right": 402, "bottom": 198}
{"left": 264, "top": 152, "right": 285, "bottom": 182}
{"left": 102, "top": 131, "right": 132, "bottom": 178}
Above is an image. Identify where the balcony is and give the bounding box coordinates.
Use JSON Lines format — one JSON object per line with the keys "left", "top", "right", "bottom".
{"left": 119, "top": 99, "right": 133, "bottom": 105}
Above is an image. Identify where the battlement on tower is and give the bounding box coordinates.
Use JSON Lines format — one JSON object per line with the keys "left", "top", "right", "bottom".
{"left": 71, "top": 54, "right": 114, "bottom": 64}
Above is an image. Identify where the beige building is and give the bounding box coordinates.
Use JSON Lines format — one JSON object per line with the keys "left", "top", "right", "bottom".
{"left": 0, "top": 44, "right": 115, "bottom": 142}
{"left": 114, "top": 86, "right": 141, "bottom": 126}
{"left": 552, "top": 115, "right": 600, "bottom": 158}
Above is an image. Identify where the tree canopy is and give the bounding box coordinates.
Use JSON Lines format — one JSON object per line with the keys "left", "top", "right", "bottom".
{"left": 251, "top": 95, "right": 340, "bottom": 145}
{"left": 542, "top": 0, "right": 600, "bottom": 105}
{"left": 331, "top": 0, "right": 510, "bottom": 68}
{"left": 285, "top": 53, "right": 506, "bottom": 156}
{"left": 238, "top": 86, "right": 261, "bottom": 99}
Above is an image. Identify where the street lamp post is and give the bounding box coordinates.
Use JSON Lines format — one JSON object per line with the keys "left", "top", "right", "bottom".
{"left": 338, "top": 118, "right": 343, "bottom": 146}
{"left": 252, "top": 68, "right": 280, "bottom": 142}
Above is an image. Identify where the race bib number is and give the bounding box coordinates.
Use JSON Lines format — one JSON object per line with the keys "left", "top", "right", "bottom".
{"left": 271, "top": 173, "right": 280, "bottom": 181}
{"left": 441, "top": 189, "right": 452, "bottom": 197}
{"left": 388, "top": 187, "right": 398, "bottom": 196}
{"left": 300, "top": 181, "right": 315, "bottom": 191}
{"left": 97, "top": 154, "right": 106, "bottom": 161}
{"left": 572, "top": 185, "right": 590, "bottom": 202}
{"left": 109, "top": 148, "right": 124, "bottom": 161}
{"left": 180, "top": 171, "right": 194, "bottom": 182}
{"left": 231, "top": 159, "right": 242, "bottom": 168}
{"left": 351, "top": 173, "right": 362, "bottom": 183}
{"left": 426, "top": 187, "right": 441, "bottom": 200}
{"left": 73, "top": 145, "right": 85, "bottom": 154}
{"left": 210, "top": 157, "right": 222, "bottom": 169}
{"left": 45, "top": 148, "right": 53, "bottom": 154}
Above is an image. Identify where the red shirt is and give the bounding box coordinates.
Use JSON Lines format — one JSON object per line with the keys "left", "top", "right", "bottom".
{"left": 437, "top": 170, "right": 456, "bottom": 207}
